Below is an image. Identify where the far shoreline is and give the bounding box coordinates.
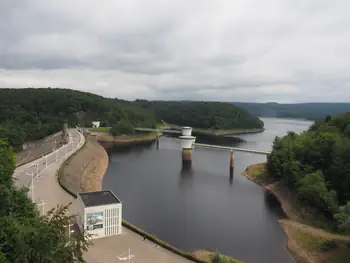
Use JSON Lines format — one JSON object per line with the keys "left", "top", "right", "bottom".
{"left": 242, "top": 163, "right": 350, "bottom": 263}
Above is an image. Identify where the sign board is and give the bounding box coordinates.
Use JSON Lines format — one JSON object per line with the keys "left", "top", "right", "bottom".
{"left": 86, "top": 212, "right": 104, "bottom": 230}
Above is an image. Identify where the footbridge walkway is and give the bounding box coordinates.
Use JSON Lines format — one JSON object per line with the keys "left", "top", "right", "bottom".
{"left": 135, "top": 128, "right": 270, "bottom": 155}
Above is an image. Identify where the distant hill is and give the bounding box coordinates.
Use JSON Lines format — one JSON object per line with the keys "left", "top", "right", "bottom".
{"left": 0, "top": 88, "right": 156, "bottom": 147}
{"left": 135, "top": 100, "right": 264, "bottom": 130}
{"left": 232, "top": 102, "right": 350, "bottom": 120}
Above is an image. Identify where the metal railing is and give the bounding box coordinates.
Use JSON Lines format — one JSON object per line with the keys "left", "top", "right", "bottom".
{"left": 193, "top": 143, "right": 270, "bottom": 155}
{"left": 14, "top": 130, "right": 85, "bottom": 190}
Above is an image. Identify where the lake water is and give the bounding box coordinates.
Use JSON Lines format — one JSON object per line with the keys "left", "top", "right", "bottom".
{"left": 103, "top": 117, "right": 313, "bottom": 263}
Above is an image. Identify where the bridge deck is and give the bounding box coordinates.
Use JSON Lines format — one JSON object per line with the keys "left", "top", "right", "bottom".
{"left": 135, "top": 128, "right": 181, "bottom": 134}
{"left": 135, "top": 128, "right": 270, "bottom": 155}
{"left": 193, "top": 143, "right": 270, "bottom": 155}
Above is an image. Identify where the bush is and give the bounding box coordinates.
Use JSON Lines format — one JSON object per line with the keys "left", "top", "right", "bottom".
{"left": 319, "top": 239, "right": 337, "bottom": 252}
{"left": 296, "top": 171, "right": 334, "bottom": 213}
{"left": 210, "top": 252, "right": 239, "bottom": 263}
{"left": 110, "top": 121, "right": 135, "bottom": 136}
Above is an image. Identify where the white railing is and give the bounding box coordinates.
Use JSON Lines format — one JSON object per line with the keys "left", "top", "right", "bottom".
{"left": 15, "top": 130, "right": 85, "bottom": 189}
{"left": 193, "top": 143, "right": 270, "bottom": 155}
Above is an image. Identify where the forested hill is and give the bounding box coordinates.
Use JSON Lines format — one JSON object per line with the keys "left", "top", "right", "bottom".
{"left": 233, "top": 102, "right": 350, "bottom": 120}
{"left": 267, "top": 112, "right": 350, "bottom": 231}
{"left": 135, "top": 100, "right": 264, "bottom": 130}
{"left": 0, "top": 88, "right": 156, "bottom": 147}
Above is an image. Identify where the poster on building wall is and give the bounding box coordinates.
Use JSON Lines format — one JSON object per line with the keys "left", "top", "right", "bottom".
{"left": 86, "top": 212, "right": 103, "bottom": 230}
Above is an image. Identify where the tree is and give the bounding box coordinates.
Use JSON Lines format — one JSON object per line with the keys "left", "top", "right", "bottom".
{"left": 110, "top": 120, "right": 135, "bottom": 136}
{"left": 334, "top": 202, "right": 350, "bottom": 233}
{"left": 0, "top": 139, "right": 91, "bottom": 262}
{"left": 296, "top": 171, "right": 335, "bottom": 214}
{"left": 326, "top": 137, "right": 350, "bottom": 203}
{"left": 0, "top": 88, "right": 156, "bottom": 148}
{"left": 148, "top": 101, "right": 264, "bottom": 130}
{"left": 267, "top": 112, "right": 350, "bottom": 231}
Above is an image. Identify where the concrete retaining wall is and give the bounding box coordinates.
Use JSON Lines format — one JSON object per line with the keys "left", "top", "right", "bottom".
{"left": 58, "top": 135, "right": 109, "bottom": 195}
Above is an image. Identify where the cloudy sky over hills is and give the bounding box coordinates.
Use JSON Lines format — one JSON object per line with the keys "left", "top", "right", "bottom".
{"left": 1, "top": 0, "right": 350, "bottom": 102}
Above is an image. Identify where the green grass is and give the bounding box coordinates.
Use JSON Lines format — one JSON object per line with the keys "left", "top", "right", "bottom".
{"left": 245, "top": 162, "right": 271, "bottom": 185}
{"left": 88, "top": 127, "right": 111, "bottom": 133}
{"left": 295, "top": 231, "right": 335, "bottom": 251}
{"left": 246, "top": 163, "right": 266, "bottom": 178}
{"left": 325, "top": 256, "right": 350, "bottom": 263}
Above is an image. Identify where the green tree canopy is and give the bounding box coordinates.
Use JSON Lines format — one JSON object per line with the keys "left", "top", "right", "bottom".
{"left": 110, "top": 120, "right": 135, "bottom": 136}
{"left": 267, "top": 112, "right": 350, "bottom": 232}
{"left": 0, "top": 88, "right": 156, "bottom": 147}
{"left": 134, "top": 100, "right": 264, "bottom": 130}
{"left": 0, "top": 139, "right": 90, "bottom": 262}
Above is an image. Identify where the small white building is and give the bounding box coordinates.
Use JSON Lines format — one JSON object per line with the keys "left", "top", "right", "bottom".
{"left": 77, "top": 190, "right": 122, "bottom": 239}
{"left": 92, "top": 121, "right": 101, "bottom": 128}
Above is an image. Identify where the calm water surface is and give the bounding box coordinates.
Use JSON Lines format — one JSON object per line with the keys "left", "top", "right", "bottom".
{"left": 103, "top": 117, "right": 313, "bottom": 263}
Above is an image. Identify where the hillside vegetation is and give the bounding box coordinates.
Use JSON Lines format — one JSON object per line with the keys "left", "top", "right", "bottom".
{"left": 0, "top": 88, "right": 156, "bottom": 147}
{"left": 267, "top": 112, "right": 350, "bottom": 232}
{"left": 136, "top": 100, "right": 264, "bottom": 130}
{"left": 0, "top": 139, "right": 90, "bottom": 262}
{"left": 233, "top": 102, "right": 350, "bottom": 121}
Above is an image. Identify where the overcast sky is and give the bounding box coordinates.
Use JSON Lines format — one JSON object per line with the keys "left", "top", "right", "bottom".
{"left": 1, "top": 0, "right": 350, "bottom": 103}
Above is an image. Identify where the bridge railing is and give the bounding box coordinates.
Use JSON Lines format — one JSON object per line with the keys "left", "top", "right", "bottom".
{"left": 193, "top": 143, "right": 270, "bottom": 155}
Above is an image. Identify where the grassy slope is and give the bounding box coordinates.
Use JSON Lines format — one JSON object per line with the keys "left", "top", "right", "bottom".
{"left": 88, "top": 127, "right": 111, "bottom": 133}
{"left": 193, "top": 250, "right": 244, "bottom": 263}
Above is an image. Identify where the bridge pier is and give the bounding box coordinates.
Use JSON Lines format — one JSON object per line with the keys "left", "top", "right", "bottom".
{"left": 179, "top": 127, "right": 196, "bottom": 170}
{"left": 229, "top": 150, "right": 235, "bottom": 175}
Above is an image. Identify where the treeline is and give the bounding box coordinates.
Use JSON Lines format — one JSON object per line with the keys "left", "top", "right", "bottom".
{"left": 0, "top": 140, "right": 89, "bottom": 261}
{"left": 0, "top": 88, "right": 265, "bottom": 149}
{"left": 0, "top": 88, "right": 156, "bottom": 147}
{"left": 267, "top": 112, "right": 350, "bottom": 231}
{"left": 135, "top": 100, "right": 264, "bottom": 130}
{"left": 233, "top": 102, "right": 350, "bottom": 121}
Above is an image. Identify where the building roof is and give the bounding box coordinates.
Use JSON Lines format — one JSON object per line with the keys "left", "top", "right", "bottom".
{"left": 78, "top": 190, "right": 121, "bottom": 207}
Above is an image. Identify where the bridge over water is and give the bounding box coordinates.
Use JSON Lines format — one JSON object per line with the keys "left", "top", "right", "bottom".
{"left": 135, "top": 128, "right": 270, "bottom": 155}
{"left": 135, "top": 128, "right": 181, "bottom": 134}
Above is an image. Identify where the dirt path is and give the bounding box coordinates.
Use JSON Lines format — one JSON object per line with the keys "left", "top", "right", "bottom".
{"left": 280, "top": 219, "right": 350, "bottom": 242}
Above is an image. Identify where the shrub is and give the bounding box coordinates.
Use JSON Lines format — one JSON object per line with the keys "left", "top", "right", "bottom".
{"left": 110, "top": 120, "right": 134, "bottom": 136}
{"left": 319, "top": 239, "right": 337, "bottom": 252}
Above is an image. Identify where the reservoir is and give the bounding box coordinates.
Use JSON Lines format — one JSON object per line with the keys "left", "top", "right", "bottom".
{"left": 103, "top": 117, "right": 313, "bottom": 263}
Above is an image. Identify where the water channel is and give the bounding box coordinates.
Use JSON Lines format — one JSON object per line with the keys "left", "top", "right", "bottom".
{"left": 103, "top": 117, "right": 313, "bottom": 263}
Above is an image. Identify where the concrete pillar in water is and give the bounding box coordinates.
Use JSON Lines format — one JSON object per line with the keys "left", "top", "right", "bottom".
{"left": 156, "top": 129, "right": 160, "bottom": 149}
{"left": 179, "top": 127, "right": 196, "bottom": 169}
{"left": 229, "top": 150, "right": 235, "bottom": 176}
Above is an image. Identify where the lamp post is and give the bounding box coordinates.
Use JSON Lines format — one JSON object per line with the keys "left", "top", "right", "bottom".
{"left": 26, "top": 172, "right": 35, "bottom": 202}
{"left": 116, "top": 249, "right": 135, "bottom": 263}
{"left": 55, "top": 147, "right": 59, "bottom": 162}
{"left": 64, "top": 224, "right": 75, "bottom": 247}
{"left": 32, "top": 163, "right": 39, "bottom": 179}
{"left": 37, "top": 199, "right": 46, "bottom": 216}
{"left": 68, "top": 224, "right": 74, "bottom": 238}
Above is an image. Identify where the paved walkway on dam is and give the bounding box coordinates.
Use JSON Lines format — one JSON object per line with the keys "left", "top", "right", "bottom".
{"left": 14, "top": 129, "right": 192, "bottom": 263}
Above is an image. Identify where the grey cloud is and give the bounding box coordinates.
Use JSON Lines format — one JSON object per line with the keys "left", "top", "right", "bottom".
{"left": 0, "top": 0, "right": 350, "bottom": 102}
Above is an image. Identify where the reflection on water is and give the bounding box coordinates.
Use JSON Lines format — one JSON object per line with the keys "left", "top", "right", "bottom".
{"left": 103, "top": 117, "right": 312, "bottom": 263}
